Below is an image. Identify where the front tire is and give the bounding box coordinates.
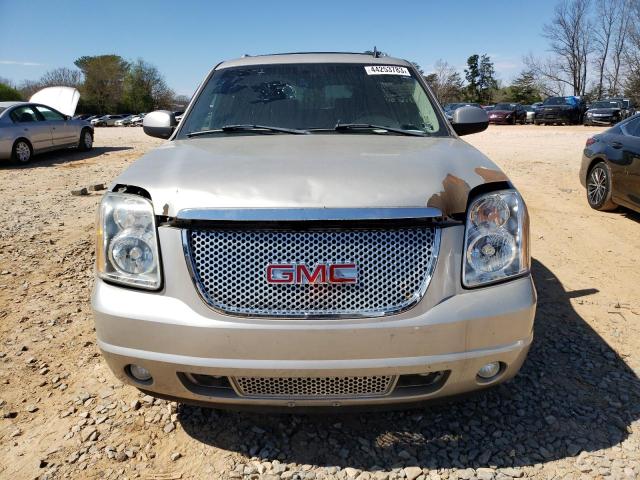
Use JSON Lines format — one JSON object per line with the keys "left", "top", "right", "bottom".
{"left": 587, "top": 162, "right": 617, "bottom": 211}
{"left": 78, "top": 129, "right": 93, "bottom": 151}
{"left": 12, "top": 139, "right": 32, "bottom": 163}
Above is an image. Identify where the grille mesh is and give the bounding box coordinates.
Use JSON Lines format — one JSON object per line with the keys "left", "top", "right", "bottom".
{"left": 187, "top": 226, "right": 438, "bottom": 317}
{"left": 233, "top": 375, "right": 395, "bottom": 398}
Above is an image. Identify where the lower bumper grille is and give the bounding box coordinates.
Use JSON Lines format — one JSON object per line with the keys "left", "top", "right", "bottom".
{"left": 232, "top": 375, "right": 395, "bottom": 399}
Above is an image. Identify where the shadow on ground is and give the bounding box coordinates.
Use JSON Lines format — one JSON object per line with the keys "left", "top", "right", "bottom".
{"left": 620, "top": 207, "right": 640, "bottom": 224}
{"left": 0, "top": 146, "right": 133, "bottom": 169}
{"left": 178, "top": 259, "right": 640, "bottom": 470}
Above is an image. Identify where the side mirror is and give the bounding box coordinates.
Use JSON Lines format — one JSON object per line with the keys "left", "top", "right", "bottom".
{"left": 143, "top": 110, "right": 177, "bottom": 139}
{"left": 451, "top": 106, "right": 488, "bottom": 136}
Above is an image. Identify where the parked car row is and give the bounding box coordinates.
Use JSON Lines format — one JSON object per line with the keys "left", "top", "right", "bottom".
{"left": 76, "top": 112, "right": 187, "bottom": 127}
{"left": 443, "top": 97, "right": 635, "bottom": 128}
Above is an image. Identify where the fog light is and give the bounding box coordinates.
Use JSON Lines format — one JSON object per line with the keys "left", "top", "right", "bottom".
{"left": 477, "top": 361, "right": 501, "bottom": 380}
{"left": 129, "top": 364, "right": 152, "bottom": 382}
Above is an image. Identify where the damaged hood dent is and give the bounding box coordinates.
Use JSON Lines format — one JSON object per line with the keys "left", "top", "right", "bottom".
{"left": 113, "top": 135, "right": 509, "bottom": 218}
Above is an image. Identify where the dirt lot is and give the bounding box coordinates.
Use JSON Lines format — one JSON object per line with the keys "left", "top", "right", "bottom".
{"left": 1, "top": 125, "right": 639, "bottom": 480}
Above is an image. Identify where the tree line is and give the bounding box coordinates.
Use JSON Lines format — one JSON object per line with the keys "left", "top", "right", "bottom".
{"left": 0, "top": 55, "right": 183, "bottom": 114}
{"left": 426, "top": 0, "right": 640, "bottom": 106}
{"left": 423, "top": 55, "right": 543, "bottom": 106}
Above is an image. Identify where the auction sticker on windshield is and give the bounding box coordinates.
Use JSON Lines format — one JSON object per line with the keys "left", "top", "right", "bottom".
{"left": 365, "top": 65, "right": 411, "bottom": 76}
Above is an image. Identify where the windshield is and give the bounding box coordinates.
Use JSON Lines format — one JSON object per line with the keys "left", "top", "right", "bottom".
{"left": 494, "top": 103, "right": 516, "bottom": 111}
{"left": 0, "top": 107, "right": 5, "bottom": 114}
{"left": 544, "top": 97, "right": 576, "bottom": 106}
{"left": 591, "top": 101, "right": 620, "bottom": 109}
{"left": 179, "top": 63, "right": 444, "bottom": 137}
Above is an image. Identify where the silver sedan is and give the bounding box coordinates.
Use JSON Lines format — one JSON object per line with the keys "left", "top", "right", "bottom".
{"left": 0, "top": 101, "right": 94, "bottom": 163}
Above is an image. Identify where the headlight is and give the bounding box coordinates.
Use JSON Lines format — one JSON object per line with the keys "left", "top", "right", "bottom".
{"left": 463, "top": 190, "right": 530, "bottom": 287}
{"left": 96, "top": 192, "right": 161, "bottom": 289}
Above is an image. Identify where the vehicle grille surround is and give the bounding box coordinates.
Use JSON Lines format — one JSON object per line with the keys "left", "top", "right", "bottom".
{"left": 186, "top": 226, "right": 439, "bottom": 317}
{"left": 233, "top": 375, "right": 395, "bottom": 398}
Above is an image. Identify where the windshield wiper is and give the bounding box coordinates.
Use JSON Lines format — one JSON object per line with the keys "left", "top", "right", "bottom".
{"left": 187, "top": 124, "right": 308, "bottom": 137}
{"left": 333, "top": 122, "right": 425, "bottom": 136}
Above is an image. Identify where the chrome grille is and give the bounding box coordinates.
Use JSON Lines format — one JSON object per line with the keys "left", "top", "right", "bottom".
{"left": 186, "top": 226, "right": 439, "bottom": 317}
{"left": 233, "top": 375, "right": 395, "bottom": 398}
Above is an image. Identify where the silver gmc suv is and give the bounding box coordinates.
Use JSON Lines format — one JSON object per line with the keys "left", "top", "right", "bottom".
{"left": 92, "top": 53, "right": 536, "bottom": 409}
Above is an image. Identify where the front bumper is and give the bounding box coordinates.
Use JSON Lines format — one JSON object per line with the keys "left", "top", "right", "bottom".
{"left": 488, "top": 116, "right": 512, "bottom": 124}
{"left": 584, "top": 115, "right": 618, "bottom": 125}
{"left": 92, "top": 226, "right": 536, "bottom": 408}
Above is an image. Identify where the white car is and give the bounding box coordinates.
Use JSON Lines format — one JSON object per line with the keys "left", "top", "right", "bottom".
{"left": 129, "top": 114, "right": 146, "bottom": 126}
{"left": 114, "top": 115, "right": 135, "bottom": 127}
{"left": 92, "top": 115, "right": 127, "bottom": 127}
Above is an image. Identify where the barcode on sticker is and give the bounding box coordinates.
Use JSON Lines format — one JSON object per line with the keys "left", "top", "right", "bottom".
{"left": 365, "top": 66, "right": 411, "bottom": 76}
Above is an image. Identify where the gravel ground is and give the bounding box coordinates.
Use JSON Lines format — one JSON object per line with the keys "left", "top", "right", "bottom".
{"left": 0, "top": 125, "right": 639, "bottom": 480}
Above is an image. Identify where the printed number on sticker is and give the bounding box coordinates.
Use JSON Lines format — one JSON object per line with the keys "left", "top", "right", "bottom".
{"left": 365, "top": 66, "right": 411, "bottom": 76}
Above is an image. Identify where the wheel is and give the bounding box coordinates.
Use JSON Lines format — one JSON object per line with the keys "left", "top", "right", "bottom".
{"left": 586, "top": 162, "right": 617, "bottom": 211}
{"left": 11, "top": 139, "right": 32, "bottom": 163}
{"left": 78, "top": 129, "right": 93, "bottom": 151}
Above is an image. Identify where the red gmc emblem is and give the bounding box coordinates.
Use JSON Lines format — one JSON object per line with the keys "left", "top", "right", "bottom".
{"left": 266, "top": 263, "right": 358, "bottom": 284}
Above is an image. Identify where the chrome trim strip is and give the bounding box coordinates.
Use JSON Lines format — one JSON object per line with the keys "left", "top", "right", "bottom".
{"left": 181, "top": 227, "right": 441, "bottom": 319}
{"left": 176, "top": 207, "right": 443, "bottom": 222}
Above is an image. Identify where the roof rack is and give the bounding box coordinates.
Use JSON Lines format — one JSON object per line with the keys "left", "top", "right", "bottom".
{"left": 232, "top": 51, "right": 384, "bottom": 58}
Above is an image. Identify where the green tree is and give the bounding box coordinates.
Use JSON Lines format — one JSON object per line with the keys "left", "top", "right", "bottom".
{"left": 74, "top": 55, "right": 129, "bottom": 113}
{"left": 478, "top": 54, "right": 498, "bottom": 103}
{"left": 465, "top": 54, "right": 497, "bottom": 103}
{"left": 122, "top": 59, "right": 174, "bottom": 112}
{"left": 465, "top": 54, "right": 481, "bottom": 102}
{"left": 510, "top": 70, "right": 542, "bottom": 104}
{"left": 0, "top": 82, "right": 22, "bottom": 101}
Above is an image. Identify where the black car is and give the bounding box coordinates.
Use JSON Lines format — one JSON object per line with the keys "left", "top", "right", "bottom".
{"left": 608, "top": 97, "right": 636, "bottom": 119}
{"left": 584, "top": 100, "right": 624, "bottom": 126}
{"left": 534, "top": 96, "right": 586, "bottom": 125}
{"left": 580, "top": 114, "right": 640, "bottom": 212}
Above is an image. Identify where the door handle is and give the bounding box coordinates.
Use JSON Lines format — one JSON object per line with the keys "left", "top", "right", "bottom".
{"left": 611, "top": 141, "right": 623, "bottom": 149}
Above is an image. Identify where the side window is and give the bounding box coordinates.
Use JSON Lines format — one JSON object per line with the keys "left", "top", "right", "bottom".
{"left": 624, "top": 117, "right": 640, "bottom": 137}
{"left": 10, "top": 106, "right": 40, "bottom": 123}
{"left": 34, "top": 105, "right": 65, "bottom": 121}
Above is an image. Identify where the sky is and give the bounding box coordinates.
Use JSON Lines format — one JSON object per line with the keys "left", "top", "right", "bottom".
{"left": 0, "top": 0, "right": 559, "bottom": 96}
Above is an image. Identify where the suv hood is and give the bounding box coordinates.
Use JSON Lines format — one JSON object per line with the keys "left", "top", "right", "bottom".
{"left": 29, "top": 86, "right": 80, "bottom": 117}
{"left": 542, "top": 105, "right": 572, "bottom": 111}
{"left": 588, "top": 107, "right": 620, "bottom": 114}
{"left": 113, "top": 135, "right": 509, "bottom": 218}
{"left": 489, "top": 110, "right": 514, "bottom": 116}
